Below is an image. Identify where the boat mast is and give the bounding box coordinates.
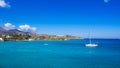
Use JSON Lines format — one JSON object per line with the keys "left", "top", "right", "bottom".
{"left": 89, "top": 33, "right": 92, "bottom": 44}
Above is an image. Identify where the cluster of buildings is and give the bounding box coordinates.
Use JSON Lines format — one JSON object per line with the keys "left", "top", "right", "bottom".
{"left": 0, "top": 35, "right": 11, "bottom": 41}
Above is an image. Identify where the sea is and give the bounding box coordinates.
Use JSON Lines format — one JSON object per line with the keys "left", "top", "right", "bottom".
{"left": 0, "top": 39, "right": 120, "bottom": 68}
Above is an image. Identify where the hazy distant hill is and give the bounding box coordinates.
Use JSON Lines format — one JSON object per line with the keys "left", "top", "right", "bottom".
{"left": 0, "top": 27, "right": 36, "bottom": 36}
{"left": 0, "top": 27, "right": 7, "bottom": 34}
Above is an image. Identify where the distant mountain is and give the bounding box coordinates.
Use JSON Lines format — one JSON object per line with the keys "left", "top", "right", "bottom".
{"left": 7, "top": 29, "right": 26, "bottom": 35}
{"left": 0, "top": 27, "right": 7, "bottom": 34}
{"left": 0, "top": 27, "right": 6, "bottom": 31}
{"left": 0, "top": 27, "right": 36, "bottom": 36}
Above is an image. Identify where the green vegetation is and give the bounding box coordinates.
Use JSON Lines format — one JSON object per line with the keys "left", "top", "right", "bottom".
{"left": 0, "top": 34, "right": 82, "bottom": 41}
{"left": 0, "top": 34, "right": 32, "bottom": 41}
{"left": 34, "top": 35, "right": 81, "bottom": 40}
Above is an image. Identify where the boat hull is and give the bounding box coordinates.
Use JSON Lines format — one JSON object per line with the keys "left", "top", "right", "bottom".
{"left": 86, "top": 44, "right": 98, "bottom": 47}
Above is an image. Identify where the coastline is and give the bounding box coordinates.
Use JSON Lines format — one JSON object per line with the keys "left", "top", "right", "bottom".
{"left": 1, "top": 38, "right": 119, "bottom": 42}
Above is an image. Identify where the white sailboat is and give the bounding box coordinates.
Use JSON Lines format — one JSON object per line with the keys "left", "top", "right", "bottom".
{"left": 85, "top": 34, "right": 98, "bottom": 47}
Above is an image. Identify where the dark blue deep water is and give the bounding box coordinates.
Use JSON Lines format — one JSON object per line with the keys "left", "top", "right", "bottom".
{"left": 0, "top": 39, "right": 120, "bottom": 68}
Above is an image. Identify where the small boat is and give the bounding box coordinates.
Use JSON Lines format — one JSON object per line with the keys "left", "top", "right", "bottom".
{"left": 85, "top": 33, "right": 98, "bottom": 47}
{"left": 86, "top": 43, "right": 98, "bottom": 47}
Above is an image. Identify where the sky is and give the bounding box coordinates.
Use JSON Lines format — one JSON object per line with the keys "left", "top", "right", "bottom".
{"left": 0, "top": 0, "right": 120, "bottom": 38}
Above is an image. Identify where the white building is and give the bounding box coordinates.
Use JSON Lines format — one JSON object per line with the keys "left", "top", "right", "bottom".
{"left": 6, "top": 35, "right": 11, "bottom": 38}
{"left": 0, "top": 38, "right": 3, "bottom": 41}
{"left": 28, "top": 39, "right": 34, "bottom": 41}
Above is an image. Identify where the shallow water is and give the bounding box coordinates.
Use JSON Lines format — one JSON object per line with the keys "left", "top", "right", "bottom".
{"left": 0, "top": 39, "right": 120, "bottom": 68}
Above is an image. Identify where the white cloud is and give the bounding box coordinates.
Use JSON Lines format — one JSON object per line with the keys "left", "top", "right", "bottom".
{"left": 19, "top": 24, "right": 37, "bottom": 32}
{"left": 19, "top": 24, "right": 30, "bottom": 31}
{"left": 4, "top": 23, "right": 15, "bottom": 30}
{"left": 31, "top": 27, "right": 37, "bottom": 31}
{"left": 0, "top": 0, "right": 10, "bottom": 8}
{"left": 104, "top": 0, "right": 110, "bottom": 3}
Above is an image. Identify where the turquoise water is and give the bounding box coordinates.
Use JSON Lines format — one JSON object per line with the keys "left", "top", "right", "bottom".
{"left": 0, "top": 39, "right": 120, "bottom": 68}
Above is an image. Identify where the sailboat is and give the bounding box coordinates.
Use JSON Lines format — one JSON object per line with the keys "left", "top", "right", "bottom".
{"left": 85, "top": 34, "right": 98, "bottom": 47}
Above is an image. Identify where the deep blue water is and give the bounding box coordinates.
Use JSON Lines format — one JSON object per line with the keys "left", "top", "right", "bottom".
{"left": 0, "top": 39, "right": 120, "bottom": 68}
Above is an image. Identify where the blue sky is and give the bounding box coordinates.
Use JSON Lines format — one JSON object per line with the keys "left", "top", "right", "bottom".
{"left": 0, "top": 0, "right": 120, "bottom": 38}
